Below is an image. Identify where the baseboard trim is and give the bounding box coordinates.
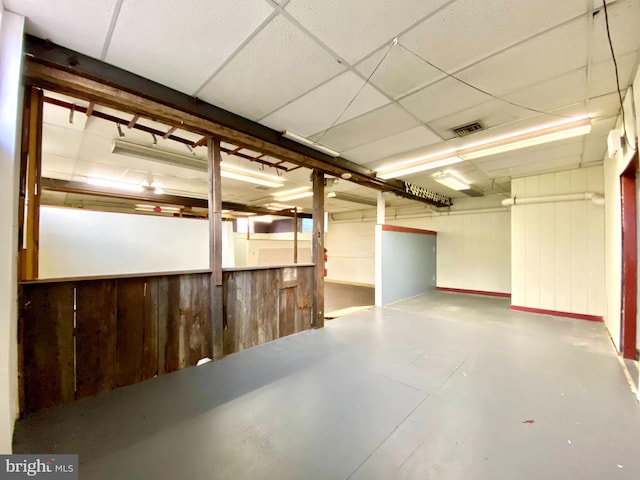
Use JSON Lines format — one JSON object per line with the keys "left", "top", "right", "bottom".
{"left": 325, "top": 279, "right": 375, "bottom": 288}
{"left": 437, "top": 287, "right": 511, "bottom": 298}
{"left": 510, "top": 305, "right": 603, "bottom": 322}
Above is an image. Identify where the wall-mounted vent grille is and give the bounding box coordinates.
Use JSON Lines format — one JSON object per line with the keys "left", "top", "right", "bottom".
{"left": 452, "top": 121, "right": 485, "bottom": 137}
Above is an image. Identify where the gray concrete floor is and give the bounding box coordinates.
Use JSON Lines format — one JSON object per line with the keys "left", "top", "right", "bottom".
{"left": 13, "top": 291, "right": 640, "bottom": 479}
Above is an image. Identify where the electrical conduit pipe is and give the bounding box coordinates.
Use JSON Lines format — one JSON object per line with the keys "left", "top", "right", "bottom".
{"left": 501, "top": 192, "right": 604, "bottom": 207}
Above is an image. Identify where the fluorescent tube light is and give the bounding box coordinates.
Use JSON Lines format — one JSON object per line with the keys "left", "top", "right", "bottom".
{"left": 459, "top": 116, "right": 591, "bottom": 160}
{"left": 282, "top": 130, "right": 340, "bottom": 157}
{"left": 135, "top": 204, "right": 181, "bottom": 213}
{"left": 377, "top": 156, "right": 463, "bottom": 179}
{"left": 275, "top": 191, "right": 313, "bottom": 202}
{"left": 87, "top": 177, "right": 143, "bottom": 192}
{"left": 112, "top": 140, "right": 284, "bottom": 188}
{"left": 266, "top": 203, "right": 296, "bottom": 211}
{"left": 375, "top": 116, "right": 591, "bottom": 180}
{"left": 433, "top": 171, "right": 471, "bottom": 191}
{"left": 327, "top": 191, "right": 378, "bottom": 207}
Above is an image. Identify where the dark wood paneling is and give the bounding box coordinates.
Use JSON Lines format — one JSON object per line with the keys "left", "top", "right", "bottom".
{"left": 279, "top": 287, "right": 296, "bottom": 338}
{"left": 142, "top": 279, "right": 159, "bottom": 380}
{"left": 115, "top": 278, "right": 145, "bottom": 387}
{"left": 75, "top": 280, "right": 117, "bottom": 399}
{"left": 223, "top": 266, "right": 314, "bottom": 353}
{"left": 20, "top": 283, "right": 74, "bottom": 413}
{"left": 295, "top": 266, "right": 314, "bottom": 333}
{"left": 256, "top": 269, "right": 279, "bottom": 344}
{"left": 181, "top": 273, "right": 211, "bottom": 366}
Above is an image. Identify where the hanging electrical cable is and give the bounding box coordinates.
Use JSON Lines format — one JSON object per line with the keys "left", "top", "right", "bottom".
{"left": 396, "top": 42, "right": 575, "bottom": 119}
{"left": 314, "top": 37, "right": 398, "bottom": 144}
{"left": 601, "top": 0, "right": 632, "bottom": 148}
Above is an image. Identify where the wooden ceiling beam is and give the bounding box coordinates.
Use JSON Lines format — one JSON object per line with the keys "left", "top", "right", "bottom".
{"left": 23, "top": 35, "right": 449, "bottom": 206}
{"left": 40, "top": 177, "right": 312, "bottom": 218}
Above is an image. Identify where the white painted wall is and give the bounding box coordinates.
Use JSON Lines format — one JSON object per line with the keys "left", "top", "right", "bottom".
{"left": 326, "top": 221, "right": 376, "bottom": 286}
{"left": 511, "top": 167, "right": 605, "bottom": 317}
{"left": 233, "top": 235, "right": 312, "bottom": 267}
{"left": 39, "top": 207, "right": 215, "bottom": 278}
{"left": 327, "top": 195, "right": 511, "bottom": 293}
{"left": 0, "top": 7, "right": 24, "bottom": 454}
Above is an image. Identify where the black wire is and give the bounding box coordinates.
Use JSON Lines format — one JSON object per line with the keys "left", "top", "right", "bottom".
{"left": 397, "top": 43, "right": 575, "bottom": 119}
{"left": 602, "top": 0, "right": 627, "bottom": 139}
{"left": 315, "top": 41, "right": 396, "bottom": 144}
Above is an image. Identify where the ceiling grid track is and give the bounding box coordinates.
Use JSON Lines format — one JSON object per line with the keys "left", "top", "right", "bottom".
{"left": 261, "top": 0, "right": 455, "bottom": 142}
{"left": 581, "top": 0, "right": 597, "bottom": 168}
{"left": 99, "top": 0, "right": 124, "bottom": 60}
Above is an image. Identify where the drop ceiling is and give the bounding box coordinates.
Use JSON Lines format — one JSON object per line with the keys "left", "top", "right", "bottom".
{"left": 8, "top": 0, "right": 640, "bottom": 214}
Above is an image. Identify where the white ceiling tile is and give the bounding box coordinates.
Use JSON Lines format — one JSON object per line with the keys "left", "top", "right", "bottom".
{"left": 426, "top": 99, "right": 530, "bottom": 140}
{"left": 588, "top": 92, "right": 624, "bottom": 119}
{"left": 105, "top": 0, "right": 274, "bottom": 94}
{"left": 592, "top": 0, "right": 640, "bottom": 64}
{"left": 399, "top": 0, "right": 587, "bottom": 74}
{"left": 355, "top": 45, "right": 444, "bottom": 99}
{"left": 260, "top": 71, "right": 389, "bottom": 136}
{"left": 502, "top": 68, "right": 587, "bottom": 116}
{"left": 284, "top": 0, "right": 451, "bottom": 64}
{"left": 342, "top": 126, "right": 441, "bottom": 165}
{"left": 582, "top": 135, "right": 608, "bottom": 163}
{"left": 473, "top": 139, "right": 584, "bottom": 174}
{"left": 5, "top": 0, "right": 117, "bottom": 58}
{"left": 42, "top": 124, "right": 84, "bottom": 160}
{"left": 588, "top": 52, "right": 639, "bottom": 98}
{"left": 198, "top": 15, "right": 345, "bottom": 120}
{"left": 43, "top": 102, "right": 89, "bottom": 132}
{"left": 456, "top": 17, "right": 588, "bottom": 97}
{"left": 309, "top": 104, "right": 420, "bottom": 152}
{"left": 399, "top": 77, "right": 489, "bottom": 123}
{"left": 507, "top": 155, "right": 582, "bottom": 178}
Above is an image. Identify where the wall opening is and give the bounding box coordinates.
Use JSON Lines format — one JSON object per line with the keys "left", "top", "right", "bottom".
{"left": 620, "top": 153, "right": 638, "bottom": 360}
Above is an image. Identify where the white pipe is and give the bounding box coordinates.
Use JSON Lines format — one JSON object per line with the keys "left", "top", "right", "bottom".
{"left": 501, "top": 192, "right": 604, "bottom": 207}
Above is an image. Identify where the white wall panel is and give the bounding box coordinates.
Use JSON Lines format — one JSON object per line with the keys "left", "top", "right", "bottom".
{"left": 511, "top": 166, "right": 605, "bottom": 316}
{"left": 39, "top": 207, "right": 211, "bottom": 278}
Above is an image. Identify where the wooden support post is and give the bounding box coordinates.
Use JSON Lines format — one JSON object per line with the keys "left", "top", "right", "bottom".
{"left": 293, "top": 207, "right": 298, "bottom": 264}
{"left": 208, "top": 138, "right": 224, "bottom": 360}
{"left": 312, "top": 170, "right": 324, "bottom": 328}
{"left": 20, "top": 87, "right": 43, "bottom": 281}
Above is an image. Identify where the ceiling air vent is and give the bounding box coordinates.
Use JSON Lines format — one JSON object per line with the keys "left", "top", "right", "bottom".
{"left": 452, "top": 121, "right": 485, "bottom": 138}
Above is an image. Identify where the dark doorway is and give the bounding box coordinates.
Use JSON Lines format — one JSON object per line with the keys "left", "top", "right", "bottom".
{"left": 620, "top": 153, "right": 638, "bottom": 360}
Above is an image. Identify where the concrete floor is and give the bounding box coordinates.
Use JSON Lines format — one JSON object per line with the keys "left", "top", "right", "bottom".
{"left": 13, "top": 291, "right": 640, "bottom": 479}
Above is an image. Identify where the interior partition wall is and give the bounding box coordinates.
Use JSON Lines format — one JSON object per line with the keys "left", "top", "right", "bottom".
{"left": 376, "top": 224, "right": 437, "bottom": 306}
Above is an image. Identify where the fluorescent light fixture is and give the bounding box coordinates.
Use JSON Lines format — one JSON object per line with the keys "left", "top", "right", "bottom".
{"left": 87, "top": 177, "right": 143, "bottom": 192}
{"left": 459, "top": 116, "right": 591, "bottom": 160}
{"left": 112, "top": 140, "right": 285, "bottom": 188}
{"left": 220, "top": 163, "right": 284, "bottom": 188}
{"left": 375, "top": 116, "right": 591, "bottom": 180}
{"left": 327, "top": 191, "right": 377, "bottom": 207}
{"left": 433, "top": 171, "right": 471, "bottom": 191}
{"left": 266, "top": 203, "right": 296, "bottom": 211}
{"left": 282, "top": 130, "right": 340, "bottom": 157}
{"left": 135, "top": 204, "right": 181, "bottom": 213}
{"left": 273, "top": 186, "right": 310, "bottom": 199}
{"left": 377, "top": 156, "right": 463, "bottom": 179}
{"left": 275, "top": 191, "right": 313, "bottom": 202}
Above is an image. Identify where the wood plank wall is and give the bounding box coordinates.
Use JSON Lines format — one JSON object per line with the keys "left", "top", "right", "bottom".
{"left": 222, "top": 266, "right": 313, "bottom": 355}
{"left": 19, "top": 266, "right": 314, "bottom": 414}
